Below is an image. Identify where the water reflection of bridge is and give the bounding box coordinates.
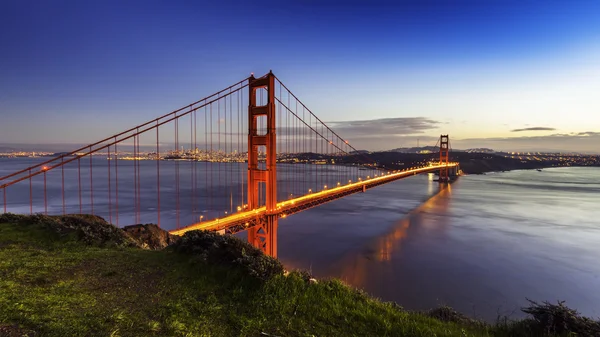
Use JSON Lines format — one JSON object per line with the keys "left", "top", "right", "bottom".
{"left": 336, "top": 184, "right": 453, "bottom": 288}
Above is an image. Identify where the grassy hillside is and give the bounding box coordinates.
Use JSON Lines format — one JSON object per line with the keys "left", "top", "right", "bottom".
{"left": 0, "top": 214, "right": 597, "bottom": 337}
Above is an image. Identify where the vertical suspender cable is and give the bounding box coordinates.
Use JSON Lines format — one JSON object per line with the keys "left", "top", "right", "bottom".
{"left": 115, "top": 139, "right": 119, "bottom": 226}
{"left": 156, "top": 121, "right": 161, "bottom": 228}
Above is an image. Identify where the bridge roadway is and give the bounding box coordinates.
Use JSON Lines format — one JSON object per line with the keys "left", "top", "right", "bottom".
{"left": 169, "top": 163, "right": 459, "bottom": 236}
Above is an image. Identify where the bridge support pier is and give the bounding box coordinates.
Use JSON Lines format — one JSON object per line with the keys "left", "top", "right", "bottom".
{"left": 448, "top": 165, "right": 459, "bottom": 178}
{"left": 248, "top": 215, "right": 278, "bottom": 257}
{"left": 247, "top": 72, "right": 279, "bottom": 257}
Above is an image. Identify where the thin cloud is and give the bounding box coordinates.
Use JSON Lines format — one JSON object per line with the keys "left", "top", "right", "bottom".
{"left": 453, "top": 132, "right": 600, "bottom": 154}
{"left": 328, "top": 117, "right": 440, "bottom": 139}
{"left": 576, "top": 131, "right": 600, "bottom": 136}
{"left": 511, "top": 127, "right": 556, "bottom": 132}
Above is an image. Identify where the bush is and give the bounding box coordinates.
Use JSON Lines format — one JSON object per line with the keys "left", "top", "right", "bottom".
{"left": 426, "top": 305, "right": 480, "bottom": 325}
{"left": 521, "top": 299, "right": 600, "bottom": 336}
{"left": 172, "top": 230, "right": 284, "bottom": 281}
{"left": 0, "top": 213, "right": 28, "bottom": 224}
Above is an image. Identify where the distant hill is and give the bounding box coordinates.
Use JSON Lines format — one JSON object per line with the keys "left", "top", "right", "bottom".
{"left": 463, "top": 148, "right": 497, "bottom": 154}
{"left": 388, "top": 146, "right": 439, "bottom": 153}
{"left": 0, "top": 146, "right": 19, "bottom": 152}
{"left": 349, "top": 150, "right": 370, "bottom": 155}
{"left": 387, "top": 146, "right": 501, "bottom": 154}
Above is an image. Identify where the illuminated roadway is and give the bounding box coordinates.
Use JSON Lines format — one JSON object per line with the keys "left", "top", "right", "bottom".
{"left": 169, "top": 163, "right": 459, "bottom": 236}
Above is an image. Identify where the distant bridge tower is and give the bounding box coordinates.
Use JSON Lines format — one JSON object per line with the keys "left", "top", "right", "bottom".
{"left": 439, "top": 134, "right": 449, "bottom": 182}
{"left": 247, "top": 72, "right": 278, "bottom": 257}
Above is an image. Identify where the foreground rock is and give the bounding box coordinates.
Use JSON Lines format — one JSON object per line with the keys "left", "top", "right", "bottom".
{"left": 0, "top": 214, "right": 179, "bottom": 250}
{"left": 123, "top": 224, "right": 179, "bottom": 250}
{"left": 0, "top": 213, "right": 138, "bottom": 247}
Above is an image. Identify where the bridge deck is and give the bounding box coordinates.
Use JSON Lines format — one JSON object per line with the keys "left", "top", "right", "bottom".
{"left": 169, "top": 163, "right": 458, "bottom": 236}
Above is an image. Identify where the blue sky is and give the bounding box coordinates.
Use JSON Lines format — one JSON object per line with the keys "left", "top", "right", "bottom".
{"left": 1, "top": 0, "right": 599, "bottom": 152}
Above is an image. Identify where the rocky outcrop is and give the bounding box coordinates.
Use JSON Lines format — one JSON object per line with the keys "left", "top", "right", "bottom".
{"left": 122, "top": 224, "right": 179, "bottom": 250}
{"left": 0, "top": 213, "right": 139, "bottom": 248}
{"left": 0, "top": 214, "right": 179, "bottom": 250}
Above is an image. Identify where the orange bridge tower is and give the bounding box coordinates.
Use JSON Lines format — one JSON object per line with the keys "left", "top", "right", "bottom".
{"left": 247, "top": 72, "right": 278, "bottom": 257}
{"left": 439, "top": 134, "right": 450, "bottom": 182}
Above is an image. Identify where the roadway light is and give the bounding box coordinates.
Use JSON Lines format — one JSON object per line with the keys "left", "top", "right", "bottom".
{"left": 237, "top": 206, "right": 241, "bottom": 211}
{"left": 199, "top": 215, "right": 204, "bottom": 221}
{"left": 324, "top": 185, "right": 327, "bottom": 189}
{"left": 309, "top": 189, "right": 312, "bottom": 193}
{"left": 337, "top": 182, "right": 340, "bottom": 186}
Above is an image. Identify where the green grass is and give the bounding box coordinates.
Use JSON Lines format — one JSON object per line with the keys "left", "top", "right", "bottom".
{"left": 0, "top": 219, "right": 587, "bottom": 337}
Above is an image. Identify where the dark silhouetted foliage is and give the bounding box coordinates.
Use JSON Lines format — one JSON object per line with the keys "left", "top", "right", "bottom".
{"left": 520, "top": 299, "right": 600, "bottom": 336}
{"left": 171, "top": 230, "right": 284, "bottom": 281}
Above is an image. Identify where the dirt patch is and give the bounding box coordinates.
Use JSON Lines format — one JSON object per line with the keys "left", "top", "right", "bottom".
{"left": 0, "top": 324, "right": 37, "bottom": 337}
{"left": 0, "top": 240, "right": 15, "bottom": 249}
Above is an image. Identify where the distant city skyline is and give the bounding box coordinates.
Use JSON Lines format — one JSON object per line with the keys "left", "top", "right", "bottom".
{"left": 1, "top": 139, "right": 597, "bottom": 155}
{"left": 1, "top": 1, "right": 599, "bottom": 153}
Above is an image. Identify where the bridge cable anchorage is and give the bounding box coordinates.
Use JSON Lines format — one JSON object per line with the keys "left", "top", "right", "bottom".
{"left": 0, "top": 71, "right": 455, "bottom": 258}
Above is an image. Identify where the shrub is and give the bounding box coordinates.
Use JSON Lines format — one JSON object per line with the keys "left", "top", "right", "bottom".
{"left": 521, "top": 299, "right": 600, "bottom": 336}
{"left": 426, "top": 305, "right": 478, "bottom": 325}
{"left": 172, "top": 230, "right": 284, "bottom": 281}
{"left": 0, "top": 213, "right": 28, "bottom": 224}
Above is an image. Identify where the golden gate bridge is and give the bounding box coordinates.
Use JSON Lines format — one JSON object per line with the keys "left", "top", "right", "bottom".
{"left": 0, "top": 71, "right": 459, "bottom": 257}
